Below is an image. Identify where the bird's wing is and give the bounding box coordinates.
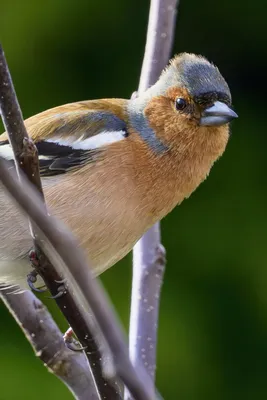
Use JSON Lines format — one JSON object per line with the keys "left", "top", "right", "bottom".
{"left": 0, "top": 99, "right": 128, "bottom": 176}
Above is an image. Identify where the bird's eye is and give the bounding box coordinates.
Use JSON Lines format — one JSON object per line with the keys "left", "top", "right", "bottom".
{"left": 175, "top": 98, "right": 187, "bottom": 111}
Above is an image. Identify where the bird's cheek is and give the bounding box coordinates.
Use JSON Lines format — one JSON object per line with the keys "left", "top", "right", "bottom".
{"left": 162, "top": 115, "right": 192, "bottom": 142}
{"left": 144, "top": 97, "right": 171, "bottom": 125}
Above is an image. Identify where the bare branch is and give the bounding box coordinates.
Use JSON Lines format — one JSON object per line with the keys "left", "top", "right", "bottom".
{"left": 0, "top": 44, "right": 121, "bottom": 399}
{"left": 0, "top": 157, "right": 159, "bottom": 400}
{"left": 138, "top": 0, "right": 179, "bottom": 91}
{"left": 128, "top": 0, "right": 179, "bottom": 397}
{"left": 0, "top": 285, "right": 100, "bottom": 400}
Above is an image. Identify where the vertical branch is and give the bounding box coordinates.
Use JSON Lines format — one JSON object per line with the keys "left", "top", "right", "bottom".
{"left": 138, "top": 0, "right": 179, "bottom": 91}
{"left": 127, "top": 0, "right": 179, "bottom": 397}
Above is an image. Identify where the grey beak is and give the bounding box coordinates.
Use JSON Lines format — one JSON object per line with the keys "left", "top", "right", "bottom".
{"left": 199, "top": 101, "right": 238, "bottom": 126}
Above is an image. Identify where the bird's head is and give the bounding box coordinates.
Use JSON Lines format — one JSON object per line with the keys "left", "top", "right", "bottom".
{"left": 129, "top": 53, "right": 238, "bottom": 153}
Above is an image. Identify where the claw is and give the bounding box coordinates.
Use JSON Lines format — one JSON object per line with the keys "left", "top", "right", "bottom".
{"left": 48, "top": 284, "right": 67, "bottom": 299}
{"left": 27, "top": 270, "right": 47, "bottom": 293}
{"left": 65, "top": 340, "right": 87, "bottom": 352}
{"left": 28, "top": 249, "right": 68, "bottom": 298}
{"left": 63, "top": 327, "right": 87, "bottom": 352}
{"left": 55, "top": 278, "right": 67, "bottom": 284}
{"left": 27, "top": 250, "right": 47, "bottom": 292}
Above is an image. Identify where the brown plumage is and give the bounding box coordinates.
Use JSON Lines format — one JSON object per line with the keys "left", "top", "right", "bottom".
{"left": 0, "top": 53, "right": 237, "bottom": 287}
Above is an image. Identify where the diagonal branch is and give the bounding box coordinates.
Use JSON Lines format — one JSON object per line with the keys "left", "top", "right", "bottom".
{"left": 0, "top": 285, "right": 100, "bottom": 400}
{"left": 127, "top": 0, "right": 179, "bottom": 397}
{"left": 0, "top": 44, "right": 121, "bottom": 399}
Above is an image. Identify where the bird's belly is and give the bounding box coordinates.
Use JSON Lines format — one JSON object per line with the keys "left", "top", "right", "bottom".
{"left": 88, "top": 235, "right": 137, "bottom": 276}
{"left": 65, "top": 207, "right": 148, "bottom": 277}
{"left": 44, "top": 177, "right": 151, "bottom": 277}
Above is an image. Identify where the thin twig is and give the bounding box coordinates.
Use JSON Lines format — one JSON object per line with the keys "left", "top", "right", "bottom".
{"left": 0, "top": 285, "right": 100, "bottom": 400}
{"left": 0, "top": 157, "right": 160, "bottom": 400}
{"left": 127, "top": 0, "right": 179, "bottom": 397}
{"left": 0, "top": 44, "right": 121, "bottom": 400}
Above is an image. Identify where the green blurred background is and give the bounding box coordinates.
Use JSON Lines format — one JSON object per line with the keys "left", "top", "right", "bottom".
{"left": 0, "top": 0, "right": 266, "bottom": 399}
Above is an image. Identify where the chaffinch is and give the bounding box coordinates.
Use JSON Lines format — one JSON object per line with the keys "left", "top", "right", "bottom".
{"left": 0, "top": 53, "right": 237, "bottom": 289}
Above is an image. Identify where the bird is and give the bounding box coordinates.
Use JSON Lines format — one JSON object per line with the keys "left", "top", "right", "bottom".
{"left": 0, "top": 53, "right": 238, "bottom": 290}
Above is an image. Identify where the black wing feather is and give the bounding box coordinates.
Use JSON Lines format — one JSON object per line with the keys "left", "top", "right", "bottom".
{"left": 0, "top": 139, "right": 101, "bottom": 177}
{"left": 36, "top": 141, "right": 101, "bottom": 176}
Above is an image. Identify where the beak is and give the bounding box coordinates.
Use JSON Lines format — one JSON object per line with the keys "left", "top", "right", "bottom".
{"left": 199, "top": 101, "right": 238, "bottom": 126}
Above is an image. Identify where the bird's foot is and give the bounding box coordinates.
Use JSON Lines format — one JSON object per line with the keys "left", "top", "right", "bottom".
{"left": 48, "top": 284, "right": 67, "bottom": 299}
{"left": 27, "top": 250, "right": 47, "bottom": 292}
{"left": 63, "top": 327, "right": 87, "bottom": 351}
{"left": 48, "top": 278, "right": 67, "bottom": 299}
{"left": 28, "top": 250, "right": 67, "bottom": 298}
{"left": 27, "top": 269, "right": 47, "bottom": 292}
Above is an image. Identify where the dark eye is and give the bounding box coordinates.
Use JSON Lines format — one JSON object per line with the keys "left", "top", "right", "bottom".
{"left": 175, "top": 98, "right": 187, "bottom": 111}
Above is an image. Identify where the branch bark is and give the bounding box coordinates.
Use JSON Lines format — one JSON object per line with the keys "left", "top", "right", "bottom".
{"left": 0, "top": 44, "right": 121, "bottom": 399}
{"left": 0, "top": 285, "right": 100, "bottom": 400}
{"left": 127, "top": 0, "right": 179, "bottom": 397}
